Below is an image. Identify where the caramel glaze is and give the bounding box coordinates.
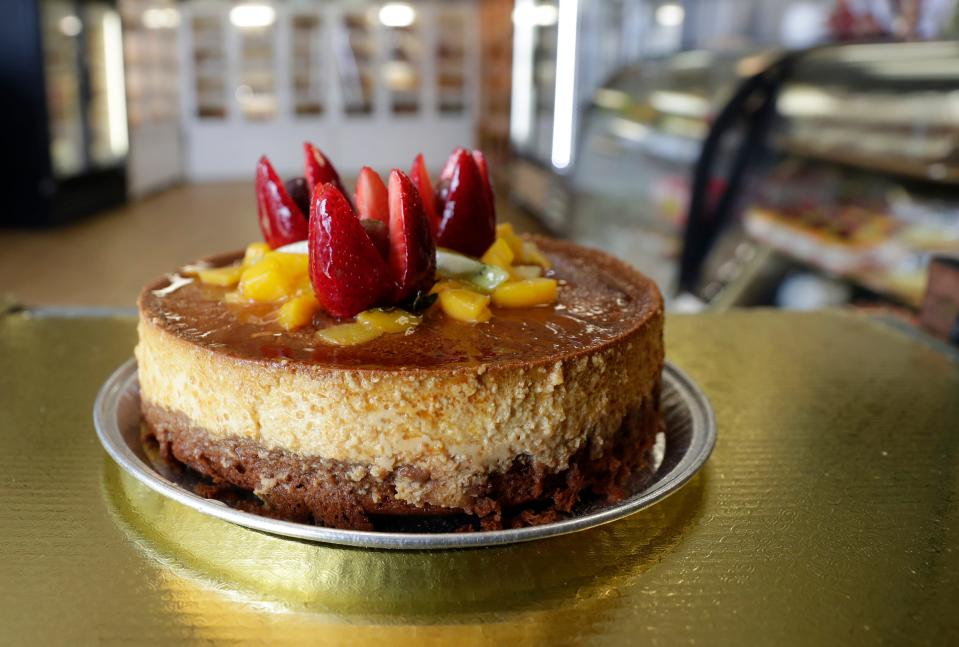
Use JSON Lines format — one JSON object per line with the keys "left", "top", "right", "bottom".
{"left": 138, "top": 236, "right": 663, "bottom": 372}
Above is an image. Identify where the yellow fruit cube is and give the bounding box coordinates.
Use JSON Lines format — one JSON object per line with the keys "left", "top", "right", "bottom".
{"left": 239, "top": 256, "right": 292, "bottom": 302}
{"left": 519, "top": 241, "right": 552, "bottom": 269}
{"left": 197, "top": 264, "right": 244, "bottom": 287}
{"left": 292, "top": 273, "right": 314, "bottom": 296}
{"left": 480, "top": 238, "right": 515, "bottom": 270}
{"left": 492, "top": 278, "right": 558, "bottom": 308}
{"left": 357, "top": 308, "right": 422, "bottom": 334}
{"left": 496, "top": 223, "right": 525, "bottom": 258}
{"left": 278, "top": 293, "right": 320, "bottom": 331}
{"left": 316, "top": 322, "right": 385, "bottom": 346}
{"left": 509, "top": 264, "right": 543, "bottom": 281}
{"left": 243, "top": 242, "right": 271, "bottom": 266}
{"left": 267, "top": 250, "right": 309, "bottom": 277}
{"left": 438, "top": 288, "right": 492, "bottom": 322}
{"left": 223, "top": 290, "right": 248, "bottom": 304}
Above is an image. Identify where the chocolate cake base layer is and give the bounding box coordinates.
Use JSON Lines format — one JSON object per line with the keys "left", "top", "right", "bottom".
{"left": 142, "top": 394, "right": 663, "bottom": 531}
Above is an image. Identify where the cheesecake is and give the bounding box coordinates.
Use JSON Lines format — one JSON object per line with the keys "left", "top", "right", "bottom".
{"left": 135, "top": 145, "right": 665, "bottom": 530}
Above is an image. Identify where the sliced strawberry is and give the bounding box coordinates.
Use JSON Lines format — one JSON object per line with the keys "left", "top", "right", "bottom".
{"left": 409, "top": 154, "right": 440, "bottom": 236}
{"left": 439, "top": 147, "right": 467, "bottom": 184}
{"left": 309, "top": 183, "right": 392, "bottom": 318}
{"left": 388, "top": 169, "right": 436, "bottom": 303}
{"left": 354, "top": 167, "right": 389, "bottom": 225}
{"left": 434, "top": 149, "right": 495, "bottom": 257}
{"left": 304, "top": 142, "right": 346, "bottom": 196}
{"left": 255, "top": 156, "right": 308, "bottom": 249}
{"left": 284, "top": 176, "right": 311, "bottom": 216}
{"left": 361, "top": 218, "right": 390, "bottom": 260}
{"left": 471, "top": 149, "right": 496, "bottom": 222}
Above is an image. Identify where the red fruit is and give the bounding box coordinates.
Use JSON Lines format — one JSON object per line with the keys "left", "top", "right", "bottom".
{"left": 361, "top": 219, "right": 390, "bottom": 260}
{"left": 439, "top": 147, "right": 466, "bottom": 184}
{"left": 304, "top": 142, "right": 346, "bottom": 196}
{"left": 434, "top": 149, "right": 495, "bottom": 257}
{"left": 471, "top": 150, "right": 496, "bottom": 222}
{"left": 354, "top": 167, "right": 389, "bottom": 225}
{"left": 255, "top": 156, "right": 308, "bottom": 249}
{"left": 388, "top": 170, "right": 436, "bottom": 303}
{"left": 308, "top": 183, "right": 392, "bottom": 318}
{"left": 410, "top": 154, "right": 440, "bottom": 236}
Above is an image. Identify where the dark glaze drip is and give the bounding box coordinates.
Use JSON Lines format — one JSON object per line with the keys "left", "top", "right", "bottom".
{"left": 139, "top": 237, "right": 661, "bottom": 370}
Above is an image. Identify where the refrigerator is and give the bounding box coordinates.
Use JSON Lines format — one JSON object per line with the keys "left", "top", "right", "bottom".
{"left": 2, "top": 0, "right": 129, "bottom": 227}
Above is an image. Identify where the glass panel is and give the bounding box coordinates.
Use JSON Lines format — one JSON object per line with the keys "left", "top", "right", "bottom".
{"left": 383, "top": 16, "right": 420, "bottom": 114}
{"left": 338, "top": 12, "right": 375, "bottom": 115}
{"left": 436, "top": 10, "right": 465, "bottom": 114}
{"left": 192, "top": 14, "right": 226, "bottom": 119}
{"left": 40, "top": 0, "right": 85, "bottom": 177}
{"left": 237, "top": 21, "right": 276, "bottom": 121}
{"left": 85, "top": 3, "right": 129, "bottom": 166}
{"left": 291, "top": 13, "right": 323, "bottom": 116}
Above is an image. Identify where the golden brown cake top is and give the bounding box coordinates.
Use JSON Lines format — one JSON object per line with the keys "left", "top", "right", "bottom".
{"left": 138, "top": 236, "right": 663, "bottom": 371}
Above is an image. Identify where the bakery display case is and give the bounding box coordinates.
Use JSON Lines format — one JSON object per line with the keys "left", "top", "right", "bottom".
{"left": 684, "top": 41, "right": 959, "bottom": 311}
{"left": 566, "top": 49, "right": 770, "bottom": 298}
{"left": 177, "top": 1, "right": 478, "bottom": 179}
{"left": 508, "top": 0, "right": 687, "bottom": 233}
{"left": 119, "top": 0, "right": 183, "bottom": 197}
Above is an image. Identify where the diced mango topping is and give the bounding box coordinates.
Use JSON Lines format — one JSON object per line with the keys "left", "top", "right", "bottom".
{"left": 520, "top": 241, "right": 552, "bottom": 269}
{"left": 438, "top": 288, "right": 492, "bottom": 322}
{"left": 243, "top": 242, "right": 271, "bottom": 266}
{"left": 492, "top": 278, "right": 558, "bottom": 308}
{"left": 197, "top": 264, "right": 244, "bottom": 287}
{"left": 278, "top": 293, "right": 320, "bottom": 331}
{"left": 509, "top": 264, "right": 543, "bottom": 281}
{"left": 239, "top": 255, "right": 293, "bottom": 302}
{"left": 237, "top": 251, "right": 311, "bottom": 303}
{"left": 357, "top": 308, "right": 422, "bottom": 334}
{"left": 316, "top": 321, "right": 385, "bottom": 346}
{"left": 480, "top": 237, "right": 515, "bottom": 270}
{"left": 496, "top": 223, "right": 525, "bottom": 258}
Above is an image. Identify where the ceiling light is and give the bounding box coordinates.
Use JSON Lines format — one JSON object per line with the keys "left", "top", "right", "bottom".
{"left": 655, "top": 3, "right": 684, "bottom": 27}
{"left": 378, "top": 3, "right": 415, "bottom": 28}
{"left": 229, "top": 4, "right": 276, "bottom": 29}
{"left": 59, "top": 15, "right": 82, "bottom": 37}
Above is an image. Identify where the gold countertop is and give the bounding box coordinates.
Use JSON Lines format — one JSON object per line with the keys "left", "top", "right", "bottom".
{"left": 1, "top": 311, "right": 957, "bottom": 644}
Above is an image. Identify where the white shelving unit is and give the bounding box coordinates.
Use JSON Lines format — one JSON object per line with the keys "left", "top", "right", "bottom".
{"left": 178, "top": 1, "right": 480, "bottom": 181}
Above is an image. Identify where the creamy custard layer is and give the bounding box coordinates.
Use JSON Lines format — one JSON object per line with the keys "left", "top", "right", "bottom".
{"left": 136, "top": 237, "right": 664, "bottom": 510}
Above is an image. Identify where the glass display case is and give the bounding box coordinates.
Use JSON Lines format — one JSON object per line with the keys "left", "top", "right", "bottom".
{"left": 567, "top": 49, "right": 771, "bottom": 297}
{"left": 689, "top": 41, "right": 959, "bottom": 311}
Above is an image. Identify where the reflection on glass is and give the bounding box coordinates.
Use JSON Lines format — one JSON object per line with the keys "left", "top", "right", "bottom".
{"left": 192, "top": 14, "right": 226, "bottom": 119}
{"left": 291, "top": 14, "right": 324, "bottom": 116}
{"left": 436, "top": 11, "right": 465, "bottom": 114}
{"left": 337, "top": 12, "right": 374, "bottom": 115}
{"left": 86, "top": 3, "right": 129, "bottom": 166}
{"left": 238, "top": 21, "right": 276, "bottom": 121}
{"left": 41, "top": 0, "right": 85, "bottom": 177}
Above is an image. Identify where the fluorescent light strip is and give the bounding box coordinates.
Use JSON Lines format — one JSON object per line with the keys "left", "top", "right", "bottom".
{"left": 102, "top": 10, "right": 129, "bottom": 157}
{"left": 509, "top": 0, "right": 536, "bottom": 146}
{"left": 550, "top": 0, "right": 578, "bottom": 170}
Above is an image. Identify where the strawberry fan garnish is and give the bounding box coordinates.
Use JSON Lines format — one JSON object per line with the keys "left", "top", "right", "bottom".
{"left": 254, "top": 144, "right": 494, "bottom": 318}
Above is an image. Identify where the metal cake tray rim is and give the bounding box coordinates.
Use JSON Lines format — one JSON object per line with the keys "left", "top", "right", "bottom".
{"left": 94, "top": 358, "right": 715, "bottom": 550}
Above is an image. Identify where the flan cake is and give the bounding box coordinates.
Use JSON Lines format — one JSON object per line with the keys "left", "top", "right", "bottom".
{"left": 135, "top": 145, "right": 664, "bottom": 530}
